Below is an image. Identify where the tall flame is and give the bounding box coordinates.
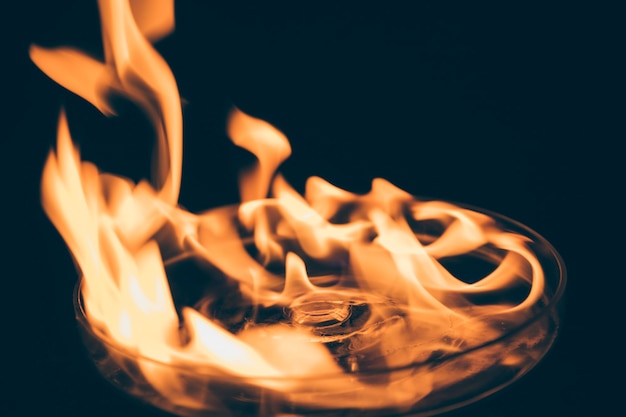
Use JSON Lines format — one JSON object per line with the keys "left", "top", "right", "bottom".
{"left": 33, "top": 0, "right": 552, "bottom": 412}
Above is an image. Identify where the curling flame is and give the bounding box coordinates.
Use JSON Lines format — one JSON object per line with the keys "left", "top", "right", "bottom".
{"left": 34, "top": 0, "right": 550, "bottom": 412}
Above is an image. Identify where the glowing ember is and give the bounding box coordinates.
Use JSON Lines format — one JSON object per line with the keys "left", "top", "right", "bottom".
{"left": 32, "top": 1, "right": 564, "bottom": 416}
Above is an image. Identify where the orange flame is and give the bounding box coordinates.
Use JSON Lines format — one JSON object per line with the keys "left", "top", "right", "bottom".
{"left": 33, "top": 0, "right": 552, "bottom": 412}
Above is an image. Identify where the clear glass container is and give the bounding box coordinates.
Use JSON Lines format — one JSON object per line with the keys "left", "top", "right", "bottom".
{"left": 73, "top": 201, "right": 566, "bottom": 417}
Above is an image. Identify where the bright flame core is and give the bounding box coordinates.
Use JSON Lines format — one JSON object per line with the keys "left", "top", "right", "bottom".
{"left": 34, "top": 0, "right": 552, "bottom": 412}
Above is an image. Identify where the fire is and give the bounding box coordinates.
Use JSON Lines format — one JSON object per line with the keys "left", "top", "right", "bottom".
{"left": 33, "top": 1, "right": 561, "bottom": 415}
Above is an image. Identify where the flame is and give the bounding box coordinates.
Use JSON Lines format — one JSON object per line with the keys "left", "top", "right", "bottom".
{"left": 33, "top": 0, "right": 551, "bottom": 412}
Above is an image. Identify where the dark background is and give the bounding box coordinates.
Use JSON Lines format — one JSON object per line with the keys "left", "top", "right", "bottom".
{"left": 5, "top": 1, "right": 623, "bottom": 416}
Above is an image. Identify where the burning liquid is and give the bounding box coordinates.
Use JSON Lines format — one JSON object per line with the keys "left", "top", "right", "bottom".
{"left": 34, "top": 1, "right": 564, "bottom": 416}
{"left": 73, "top": 204, "right": 561, "bottom": 416}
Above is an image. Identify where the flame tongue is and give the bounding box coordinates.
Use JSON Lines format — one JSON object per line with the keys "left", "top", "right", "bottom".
{"left": 228, "top": 108, "right": 292, "bottom": 202}
{"left": 34, "top": 0, "right": 549, "bottom": 411}
{"left": 31, "top": 0, "right": 182, "bottom": 207}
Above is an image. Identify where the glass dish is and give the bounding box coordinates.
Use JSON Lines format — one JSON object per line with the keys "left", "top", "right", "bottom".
{"left": 73, "top": 201, "right": 565, "bottom": 417}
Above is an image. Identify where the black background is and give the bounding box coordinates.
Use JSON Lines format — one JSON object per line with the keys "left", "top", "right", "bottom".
{"left": 5, "top": 1, "right": 623, "bottom": 416}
